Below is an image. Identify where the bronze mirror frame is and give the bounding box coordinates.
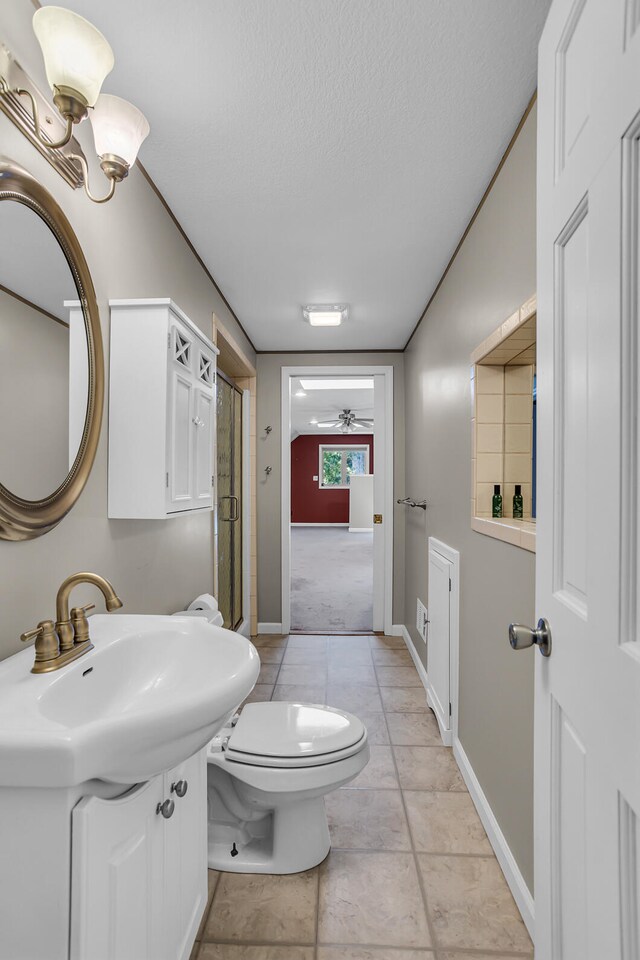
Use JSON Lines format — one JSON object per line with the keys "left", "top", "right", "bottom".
{"left": 0, "top": 158, "right": 104, "bottom": 540}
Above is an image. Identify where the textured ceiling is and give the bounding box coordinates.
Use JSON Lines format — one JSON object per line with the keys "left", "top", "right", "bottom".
{"left": 46, "top": 0, "right": 551, "bottom": 350}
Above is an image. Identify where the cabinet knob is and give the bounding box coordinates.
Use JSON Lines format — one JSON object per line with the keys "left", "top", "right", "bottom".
{"left": 171, "top": 779, "right": 188, "bottom": 798}
{"left": 156, "top": 798, "right": 175, "bottom": 819}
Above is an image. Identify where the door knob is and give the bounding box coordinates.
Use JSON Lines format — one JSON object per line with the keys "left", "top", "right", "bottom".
{"left": 156, "top": 798, "right": 175, "bottom": 819}
{"left": 508, "top": 618, "right": 552, "bottom": 657}
{"left": 171, "top": 779, "right": 188, "bottom": 798}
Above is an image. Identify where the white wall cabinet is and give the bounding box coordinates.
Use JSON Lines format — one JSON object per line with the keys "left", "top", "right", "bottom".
{"left": 108, "top": 299, "right": 219, "bottom": 519}
{"left": 70, "top": 750, "right": 207, "bottom": 960}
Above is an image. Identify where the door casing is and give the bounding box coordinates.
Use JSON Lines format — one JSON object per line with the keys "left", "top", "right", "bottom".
{"left": 280, "top": 365, "right": 394, "bottom": 636}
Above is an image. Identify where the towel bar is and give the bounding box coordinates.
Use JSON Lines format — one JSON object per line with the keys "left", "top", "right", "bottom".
{"left": 397, "top": 497, "right": 427, "bottom": 510}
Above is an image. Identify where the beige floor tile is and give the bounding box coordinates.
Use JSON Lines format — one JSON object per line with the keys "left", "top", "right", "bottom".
{"left": 318, "top": 850, "right": 431, "bottom": 948}
{"left": 349, "top": 745, "right": 399, "bottom": 788}
{"left": 385, "top": 712, "right": 442, "bottom": 746}
{"left": 256, "top": 646, "right": 285, "bottom": 663}
{"left": 376, "top": 666, "right": 423, "bottom": 687}
{"left": 272, "top": 683, "right": 327, "bottom": 703}
{"left": 283, "top": 648, "right": 328, "bottom": 665}
{"left": 372, "top": 648, "right": 413, "bottom": 666}
{"left": 418, "top": 855, "right": 532, "bottom": 953}
{"left": 243, "top": 684, "right": 273, "bottom": 704}
{"left": 369, "top": 635, "right": 405, "bottom": 649}
{"left": 328, "top": 662, "right": 377, "bottom": 684}
{"left": 326, "top": 788, "right": 411, "bottom": 850}
{"left": 438, "top": 954, "right": 529, "bottom": 960}
{"left": 358, "top": 711, "right": 389, "bottom": 745}
{"left": 404, "top": 792, "right": 492, "bottom": 854}
{"left": 326, "top": 683, "right": 383, "bottom": 713}
{"left": 199, "top": 946, "right": 314, "bottom": 960}
{"left": 318, "top": 949, "right": 433, "bottom": 959}
{"left": 327, "top": 643, "right": 374, "bottom": 664}
{"left": 252, "top": 635, "right": 288, "bottom": 648}
{"left": 196, "top": 870, "right": 221, "bottom": 939}
{"left": 288, "top": 635, "right": 328, "bottom": 650}
{"left": 393, "top": 747, "right": 466, "bottom": 791}
{"left": 205, "top": 869, "right": 318, "bottom": 944}
{"left": 258, "top": 663, "right": 280, "bottom": 684}
{"left": 278, "top": 663, "right": 327, "bottom": 685}
{"left": 327, "top": 636, "right": 372, "bottom": 654}
{"left": 380, "top": 687, "right": 428, "bottom": 713}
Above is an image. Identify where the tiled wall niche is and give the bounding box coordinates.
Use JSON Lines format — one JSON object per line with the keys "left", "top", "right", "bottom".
{"left": 471, "top": 296, "right": 537, "bottom": 552}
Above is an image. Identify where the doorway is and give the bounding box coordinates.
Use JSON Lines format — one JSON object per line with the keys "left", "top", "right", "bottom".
{"left": 281, "top": 365, "right": 394, "bottom": 636}
{"left": 216, "top": 371, "right": 243, "bottom": 630}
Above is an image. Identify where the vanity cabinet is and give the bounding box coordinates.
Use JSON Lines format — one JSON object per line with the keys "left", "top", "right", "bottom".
{"left": 108, "top": 299, "right": 219, "bottom": 519}
{"left": 70, "top": 749, "right": 207, "bottom": 960}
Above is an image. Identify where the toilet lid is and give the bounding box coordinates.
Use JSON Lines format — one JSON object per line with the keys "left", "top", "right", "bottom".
{"left": 225, "top": 702, "right": 366, "bottom": 767}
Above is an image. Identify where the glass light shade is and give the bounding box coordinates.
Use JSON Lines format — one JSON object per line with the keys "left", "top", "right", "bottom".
{"left": 90, "top": 94, "right": 150, "bottom": 168}
{"left": 33, "top": 6, "right": 114, "bottom": 107}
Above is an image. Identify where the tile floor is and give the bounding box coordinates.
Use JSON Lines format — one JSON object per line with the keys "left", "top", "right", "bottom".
{"left": 191, "top": 634, "right": 533, "bottom": 960}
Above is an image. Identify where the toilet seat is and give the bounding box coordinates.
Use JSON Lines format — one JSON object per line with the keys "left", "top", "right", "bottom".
{"left": 223, "top": 701, "right": 366, "bottom": 768}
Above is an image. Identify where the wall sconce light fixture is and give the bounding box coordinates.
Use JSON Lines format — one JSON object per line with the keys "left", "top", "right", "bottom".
{"left": 0, "top": 6, "right": 149, "bottom": 203}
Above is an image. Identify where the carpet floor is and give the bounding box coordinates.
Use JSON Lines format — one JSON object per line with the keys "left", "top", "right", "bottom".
{"left": 290, "top": 526, "right": 373, "bottom": 632}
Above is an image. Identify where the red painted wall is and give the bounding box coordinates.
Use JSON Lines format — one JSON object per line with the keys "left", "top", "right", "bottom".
{"left": 291, "top": 434, "right": 374, "bottom": 523}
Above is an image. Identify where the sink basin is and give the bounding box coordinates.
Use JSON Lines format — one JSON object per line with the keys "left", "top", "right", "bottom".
{"left": 0, "top": 614, "right": 260, "bottom": 787}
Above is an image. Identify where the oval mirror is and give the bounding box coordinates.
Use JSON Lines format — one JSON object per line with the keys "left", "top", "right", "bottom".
{"left": 0, "top": 159, "right": 103, "bottom": 540}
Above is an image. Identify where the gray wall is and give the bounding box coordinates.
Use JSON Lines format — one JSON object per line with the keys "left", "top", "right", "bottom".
{"left": 256, "top": 353, "right": 405, "bottom": 625}
{"left": 0, "top": 0, "right": 255, "bottom": 661}
{"left": 403, "top": 106, "right": 537, "bottom": 891}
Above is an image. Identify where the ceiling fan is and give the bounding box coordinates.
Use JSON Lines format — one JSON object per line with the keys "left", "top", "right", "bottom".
{"left": 316, "top": 409, "right": 374, "bottom": 433}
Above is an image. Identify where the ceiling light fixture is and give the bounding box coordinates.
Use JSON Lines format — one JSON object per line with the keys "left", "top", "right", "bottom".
{"left": 0, "top": 6, "right": 149, "bottom": 204}
{"left": 299, "top": 379, "right": 374, "bottom": 391}
{"left": 303, "top": 304, "right": 348, "bottom": 327}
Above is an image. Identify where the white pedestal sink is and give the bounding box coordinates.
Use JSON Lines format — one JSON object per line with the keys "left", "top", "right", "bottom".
{"left": 0, "top": 614, "right": 260, "bottom": 960}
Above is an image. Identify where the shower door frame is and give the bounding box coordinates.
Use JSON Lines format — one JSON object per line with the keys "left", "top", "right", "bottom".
{"left": 216, "top": 370, "right": 244, "bottom": 631}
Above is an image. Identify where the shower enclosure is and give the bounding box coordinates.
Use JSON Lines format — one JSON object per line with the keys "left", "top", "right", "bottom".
{"left": 216, "top": 372, "right": 243, "bottom": 630}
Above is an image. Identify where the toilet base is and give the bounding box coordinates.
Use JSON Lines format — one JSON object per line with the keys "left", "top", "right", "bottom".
{"left": 207, "top": 796, "right": 331, "bottom": 874}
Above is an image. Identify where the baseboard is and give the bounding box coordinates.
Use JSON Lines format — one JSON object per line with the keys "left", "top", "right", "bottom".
{"left": 396, "top": 624, "right": 430, "bottom": 705}
{"left": 453, "top": 737, "right": 535, "bottom": 938}
{"left": 348, "top": 526, "right": 373, "bottom": 533}
{"left": 257, "top": 622, "right": 283, "bottom": 635}
{"left": 393, "top": 625, "right": 534, "bottom": 938}
{"left": 290, "top": 523, "right": 349, "bottom": 527}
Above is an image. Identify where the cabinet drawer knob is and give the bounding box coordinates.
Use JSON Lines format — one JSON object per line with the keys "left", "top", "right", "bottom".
{"left": 171, "top": 779, "right": 188, "bottom": 798}
{"left": 156, "top": 798, "right": 175, "bottom": 819}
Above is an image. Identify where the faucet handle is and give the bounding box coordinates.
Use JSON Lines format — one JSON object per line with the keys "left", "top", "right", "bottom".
{"left": 70, "top": 604, "right": 96, "bottom": 644}
{"left": 20, "top": 620, "right": 59, "bottom": 665}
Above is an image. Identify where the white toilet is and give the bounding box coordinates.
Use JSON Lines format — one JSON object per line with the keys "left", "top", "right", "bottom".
{"left": 174, "top": 596, "right": 370, "bottom": 874}
{"left": 205, "top": 701, "right": 370, "bottom": 874}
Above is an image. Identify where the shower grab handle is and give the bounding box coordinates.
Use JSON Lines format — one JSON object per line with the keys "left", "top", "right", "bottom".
{"left": 397, "top": 497, "right": 427, "bottom": 510}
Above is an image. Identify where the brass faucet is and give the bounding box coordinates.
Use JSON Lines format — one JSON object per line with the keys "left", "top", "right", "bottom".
{"left": 20, "top": 572, "right": 123, "bottom": 674}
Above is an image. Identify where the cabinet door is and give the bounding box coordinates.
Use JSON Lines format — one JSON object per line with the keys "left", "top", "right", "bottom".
{"left": 167, "top": 367, "right": 194, "bottom": 512}
{"left": 70, "top": 779, "right": 166, "bottom": 960}
{"left": 164, "top": 750, "right": 208, "bottom": 960}
{"left": 193, "top": 387, "right": 214, "bottom": 508}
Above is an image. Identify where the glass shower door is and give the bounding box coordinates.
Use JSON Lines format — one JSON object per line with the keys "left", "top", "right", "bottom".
{"left": 216, "top": 374, "right": 243, "bottom": 629}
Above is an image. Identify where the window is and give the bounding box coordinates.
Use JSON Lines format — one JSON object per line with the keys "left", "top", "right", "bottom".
{"left": 319, "top": 445, "right": 370, "bottom": 488}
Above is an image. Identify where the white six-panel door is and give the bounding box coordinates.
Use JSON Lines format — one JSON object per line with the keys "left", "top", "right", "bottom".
{"left": 536, "top": 1, "right": 640, "bottom": 956}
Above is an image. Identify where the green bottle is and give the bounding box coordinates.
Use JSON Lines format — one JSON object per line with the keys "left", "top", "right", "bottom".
{"left": 513, "top": 483, "right": 523, "bottom": 519}
{"left": 492, "top": 484, "right": 502, "bottom": 518}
